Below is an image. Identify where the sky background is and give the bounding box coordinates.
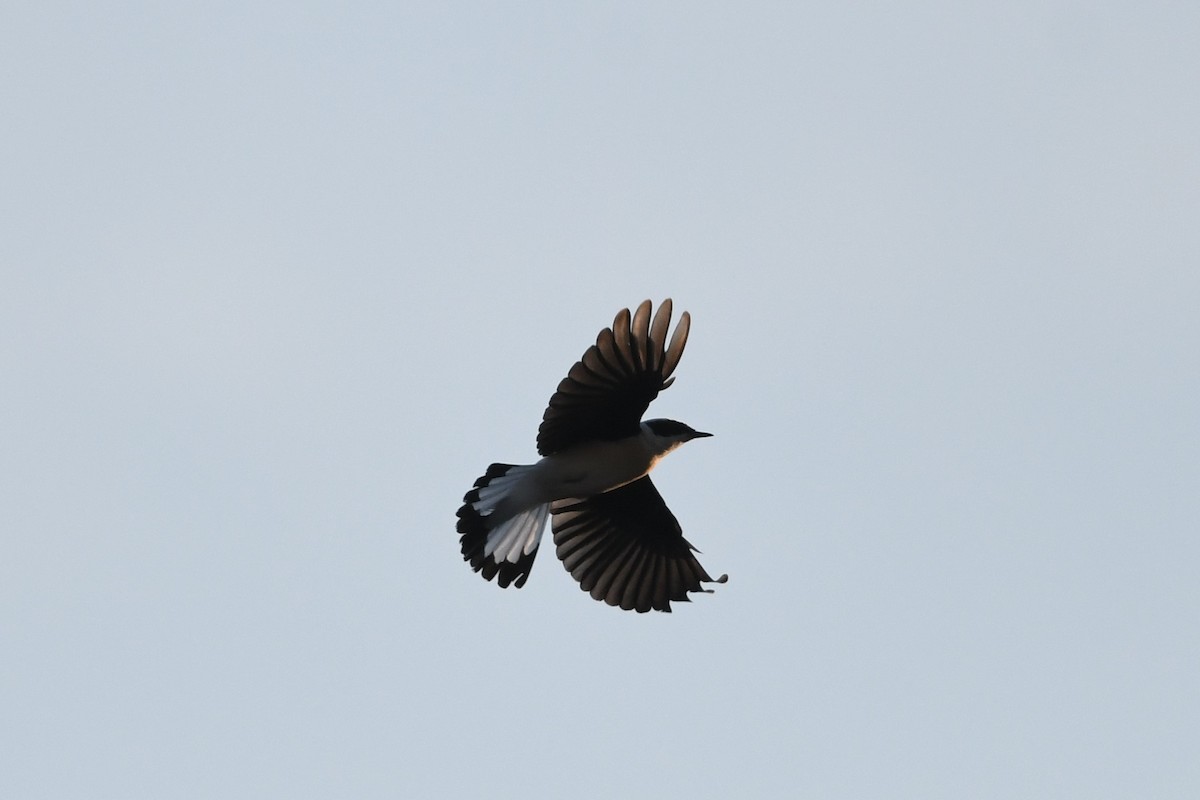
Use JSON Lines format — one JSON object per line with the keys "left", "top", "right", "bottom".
{"left": 2, "top": 2, "right": 1198, "bottom": 797}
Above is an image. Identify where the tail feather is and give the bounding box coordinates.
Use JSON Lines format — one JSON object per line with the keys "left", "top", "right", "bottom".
{"left": 457, "top": 464, "right": 548, "bottom": 589}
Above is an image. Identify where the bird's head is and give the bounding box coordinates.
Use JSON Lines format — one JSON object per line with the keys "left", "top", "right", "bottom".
{"left": 641, "top": 418, "right": 713, "bottom": 457}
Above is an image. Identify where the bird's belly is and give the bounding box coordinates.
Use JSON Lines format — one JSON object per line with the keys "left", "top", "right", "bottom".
{"left": 535, "top": 440, "right": 652, "bottom": 500}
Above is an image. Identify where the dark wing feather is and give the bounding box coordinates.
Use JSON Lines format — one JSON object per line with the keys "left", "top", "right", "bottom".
{"left": 550, "top": 476, "right": 725, "bottom": 613}
{"left": 537, "top": 299, "right": 690, "bottom": 456}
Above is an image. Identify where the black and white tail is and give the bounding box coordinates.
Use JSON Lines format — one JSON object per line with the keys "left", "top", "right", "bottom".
{"left": 456, "top": 464, "right": 549, "bottom": 589}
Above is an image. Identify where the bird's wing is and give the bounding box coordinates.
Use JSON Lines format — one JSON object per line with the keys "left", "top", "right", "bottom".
{"left": 550, "top": 476, "right": 726, "bottom": 613}
{"left": 536, "top": 299, "right": 690, "bottom": 456}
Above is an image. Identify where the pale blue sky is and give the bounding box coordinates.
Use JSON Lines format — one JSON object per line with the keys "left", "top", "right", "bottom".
{"left": 2, "top": 2, "right": 1197, "bottom": 797}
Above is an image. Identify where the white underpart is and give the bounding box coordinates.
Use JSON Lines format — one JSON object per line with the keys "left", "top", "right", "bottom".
{"left": 484, "top": 503, "right": 550, "bottom": 563}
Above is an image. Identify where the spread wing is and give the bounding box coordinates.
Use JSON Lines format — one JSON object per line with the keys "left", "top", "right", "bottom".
{"left": 537, "top": 299, "right": 690, "bottom": 456}
{"left": 550, "top": 476, "right": 726, "bottom": 613}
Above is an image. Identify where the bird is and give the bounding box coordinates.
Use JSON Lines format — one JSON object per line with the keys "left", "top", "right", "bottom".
{"left": 456, "top": 298, "right": 726, "bottom": 613}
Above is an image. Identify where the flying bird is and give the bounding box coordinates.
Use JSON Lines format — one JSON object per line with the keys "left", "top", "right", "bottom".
{"left": 456, "top": 299, "right": 726, "bottom": 613}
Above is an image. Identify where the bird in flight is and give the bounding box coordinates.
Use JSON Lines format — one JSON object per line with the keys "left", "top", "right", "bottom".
{"left": 456, "top": 299, "right": 726, "bottom": 613}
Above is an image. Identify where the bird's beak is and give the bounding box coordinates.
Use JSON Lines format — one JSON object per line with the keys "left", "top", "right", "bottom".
{"left": 691, "top": 430, "right": 713, "bottom": 439}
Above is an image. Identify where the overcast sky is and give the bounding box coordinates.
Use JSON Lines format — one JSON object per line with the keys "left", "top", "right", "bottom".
{"left": 3, "top": 2, "right": 1197, "bottom": 798}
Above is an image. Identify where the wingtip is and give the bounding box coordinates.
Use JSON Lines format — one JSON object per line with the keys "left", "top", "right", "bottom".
{"left": 696, "top": 573, "right": 728, "bottom": 595}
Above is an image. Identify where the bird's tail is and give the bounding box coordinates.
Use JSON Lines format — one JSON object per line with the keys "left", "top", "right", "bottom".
{"left": 457, "top": 464, "right": 549, "bottom": 589}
